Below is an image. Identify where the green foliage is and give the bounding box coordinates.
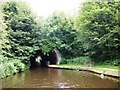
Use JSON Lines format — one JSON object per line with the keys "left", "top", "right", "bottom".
{"left": 0, "top": 3, "right": 10, "bottom": 62}
{"left": 45, "top": 12, "right": 80, "bottom": 58}
{"left": 61, "top": 57, "right": 92, "bottom": 65}
{"left": 2, "top": 1, "right": 43, "bottom": 63}
{"left": 75, "top": 1, "right": 120, "bottom": 61}
{"left": 61, "top": 57, "right": 120, "bottom": 66}
{"left": 0, "top": 1, "right": 34, "bottom": 78}
{"left": 102, "top": 59, "right": 120, "bottom": 66}
{"left": 0, "top": 0, "right": 120, "bottom": 78}
{"left": 0, "top": 63, "right": 5, "bottom": 78}
{"left": 0, "top": 60, "right": 26, "bottom": 78}
{"left": 60, "top": 58, "right": 68, "bottom": 64}
{"left": 60, "top": 1, "right": 120, "bottom": 66}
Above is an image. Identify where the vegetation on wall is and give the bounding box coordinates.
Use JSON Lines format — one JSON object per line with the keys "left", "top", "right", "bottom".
{"left": 0, "top": 1, "right": 119, "bottom": 78}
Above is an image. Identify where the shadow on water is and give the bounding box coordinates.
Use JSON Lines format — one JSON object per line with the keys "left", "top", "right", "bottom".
{"left": 2, "top": 67, "right": 119, "bottom": 88}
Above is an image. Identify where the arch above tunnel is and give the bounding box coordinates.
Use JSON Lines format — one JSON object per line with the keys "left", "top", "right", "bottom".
{"left": 30, "top": 49, "right": 61, "bottom": 68}
{"left": 49, "top": 49, "right": 61, "bottom": 65}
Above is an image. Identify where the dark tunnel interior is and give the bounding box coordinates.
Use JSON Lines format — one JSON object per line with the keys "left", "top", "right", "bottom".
{"left": 30, "top": 50, "right": 58, "bottom": 68}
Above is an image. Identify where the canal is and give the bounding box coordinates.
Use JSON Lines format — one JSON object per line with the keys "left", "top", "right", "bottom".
{"left": 2, "top": 68, "right": 119, "bottom": 88}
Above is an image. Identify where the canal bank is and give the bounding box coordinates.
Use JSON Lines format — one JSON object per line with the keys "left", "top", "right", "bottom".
{"left": 48, "top": 65, "right": 120, "bottom": 79}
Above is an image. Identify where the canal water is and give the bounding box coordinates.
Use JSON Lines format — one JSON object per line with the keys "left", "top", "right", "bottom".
{"left": 2, "top": 68, "right": 119, "bottom": 88}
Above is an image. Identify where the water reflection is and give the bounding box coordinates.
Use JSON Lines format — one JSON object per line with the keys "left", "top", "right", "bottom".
{"left": 2, "top": 68, "right": 119, "bottom": 88}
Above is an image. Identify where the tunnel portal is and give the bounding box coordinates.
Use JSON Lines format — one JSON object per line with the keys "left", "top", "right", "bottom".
{"left": 30, "top": 49, "right": 61, "bottom": 68}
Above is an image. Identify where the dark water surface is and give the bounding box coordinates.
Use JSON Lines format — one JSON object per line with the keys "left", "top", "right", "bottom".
{"left": 2, "top": 68, "right": 119, "bottom": 88}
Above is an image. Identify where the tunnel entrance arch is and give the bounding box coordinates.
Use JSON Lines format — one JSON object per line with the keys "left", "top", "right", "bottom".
{"left": 30, "top": 49, "right": 61, "bottom": 68}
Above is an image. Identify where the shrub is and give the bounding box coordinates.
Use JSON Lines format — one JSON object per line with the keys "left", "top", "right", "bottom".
{"left": 5, "top": 62, "right": 16, "bottom": 76}
{"left": 0, "top": 63, "right": 5, "bottom": 78}
{"left": 11, "top": 60, "right": 26, "bottom": 72}
{"left": 103, "top": 59, "right": 120, "bottom": 66}
{"left": 60, "top": 56, "right": 93, "bottom": 65}
{"left": 0, "top": 60, "right": 26, "bottom": 78}
{"left": 60, "top": 58, "right": 68, "bottom": 64}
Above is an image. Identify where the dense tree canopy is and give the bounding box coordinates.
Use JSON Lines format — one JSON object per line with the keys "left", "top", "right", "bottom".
{"left": 75, "top": 1, "right": 120, "bottom": 61}
{"left": 44, "top": 12, "right": 80, "bottom": 58}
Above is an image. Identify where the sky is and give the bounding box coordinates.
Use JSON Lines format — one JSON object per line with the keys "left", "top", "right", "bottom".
{"left": 25, "top": 0, "right": 83, "bottom": 18}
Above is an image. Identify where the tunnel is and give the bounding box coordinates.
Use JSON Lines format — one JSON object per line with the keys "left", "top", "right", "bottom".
{"left": 30, "top": 49, "right": 61, "bottom": 68}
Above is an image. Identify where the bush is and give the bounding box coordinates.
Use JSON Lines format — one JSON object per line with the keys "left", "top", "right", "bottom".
{"left": 0, "top": 60, "right": 26, "bottom": 78}
{"left": 60, "top": 56, "right": 93, "bottom": 65}
{"left": 0, "top": 63, "right": 5, "bottom": 78}
{"left": 103, "top": 59, "right": 120, "bottom": 66}
{"left": 5, "top": 62, "right": 16, "bottom": 76}
{"left": 60, "top": 58, "right": 68, "bottom": 64}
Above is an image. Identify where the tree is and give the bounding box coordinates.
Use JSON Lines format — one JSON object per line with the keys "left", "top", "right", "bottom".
{"left": 0, "top": 2, "right": 12, "bottom": 77}
{"left": 0, "top": 2, "right": 12, "bottom": 62}
{"left": 2, "top": 1, "right": 39, "bottom": 64}
{"left": 44, "top": 12, "right": 80, "bottom": 58}
{"left": 75, "top": 1, "right": 120, "bottom": 61}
